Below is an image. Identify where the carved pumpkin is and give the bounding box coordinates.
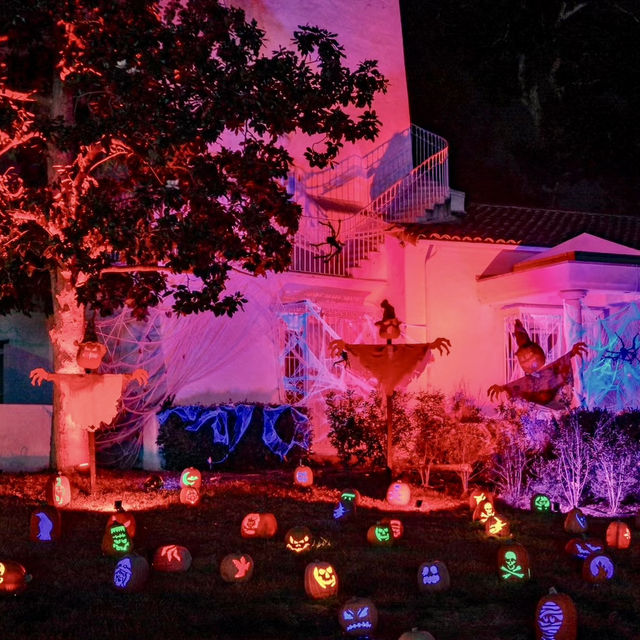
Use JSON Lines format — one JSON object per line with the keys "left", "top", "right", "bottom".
{"left": 468, "top": 487, "right": 493, "bottom": 510}
{"left": 0, "top": 561, "right": 30, "bottom": 595}
{"left": 531, "top": 493, "right": 552, "bottom": 513}
{"left": 240, "top": 513, "right": 278, "bottom": 539}
{"left": 485, "top": 515, "right": 511, "bottom": 539}
{"left": 285, "top": 526, "right": 314, "bottom": 554}
{"left": 535, "top": 587, "right": 577, "bottom": 640}
{"left": 179, "top": 467, "right": 202, "bottom": 490}
{"left": 339, "top": 596, "right": 378, "bottom": 636}
{"left": 417, "top": 560, "right": 450, "bottom": 592}
{"left": 113, "top": 553, "right": 149, "bottom": 592}
{"left": 381, "top": 517, "right": 404, "bottom": 541}
{"left": 46, "top": 473, "right": 72, "bottom": 508}
{"left": 152, "top": 544, "right": 192, "bottom": 572}
{"left": 106, "top": 507, "right": 137, "bottom": 539}
{"left": 30, "top": 507, "right": 62, "bottom": 542}
{"left": 497, "top": 542, "right": 531, "bottom": 582}
{"left": 605, "top": 520, "right": 631, "bottom": 549}
{"left": 76, "top": 340, "right": 107, "bottom": 370}
{"left": 563, "top": 508, "right": 588, "bottom": 534}
{"left": 179, "top": 486, "right": 201, "bottom": 506}
{"left": 367, "top": 522, "right": 394, "bottom": 547}
{"left": 304, "top": 560, "right": 339, "bottom": 599}
{"left": 472, "top": 499, "right": 495, "bottom": 524}
{"left": 564, "top": 537, "right": 604, "bottom": 559}
{"left": 582, "top": 552, "right": 615, "bottom": 584}
{"left": 102, "top": 523, "right": 133, "bottom": 557}
{"left": 398, "top": 629, "right": 436, "bottom": 640}
{"left": 386, "top": 480, "right": 411, "bottom": 506}
{"left": 293, "top": 465, "right": 314, "bottom": 487}
{"left": 340, "top": 489, "right": 361, "bottom": 506}
{"left": 220, "top": 553, "right": 254, "bottom": 583}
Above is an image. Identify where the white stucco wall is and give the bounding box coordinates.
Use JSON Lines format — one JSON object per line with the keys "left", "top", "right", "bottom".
{"left": 0, "top": 404, "right": 52, "bottom": 471}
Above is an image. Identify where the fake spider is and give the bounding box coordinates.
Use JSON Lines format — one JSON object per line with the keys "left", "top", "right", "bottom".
{"left": 601, "top": 333, "right": 640, "bottom": 364}
{"left": 310, "top": 219, "right": 344, "bottom": 263}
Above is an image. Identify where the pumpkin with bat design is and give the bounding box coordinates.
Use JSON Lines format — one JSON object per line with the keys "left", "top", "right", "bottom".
{"left": 564, "top": 508, "right": 588, "bottom": 534}
{"left": 582, "top": 552, "right": 614, "bottom": 584}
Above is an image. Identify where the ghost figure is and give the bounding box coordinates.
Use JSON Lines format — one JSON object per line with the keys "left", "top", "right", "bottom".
{"left": 538, "top": 601, "right": 564, "bottom": 640}
{"left": 36, "top": 512, "right": 54, "bottom": 541}
{"left": 113, "top": 557, "right": 133, "bottom": 589}
{"left": 421, "top": 565, "right": 441, "bottom": 585}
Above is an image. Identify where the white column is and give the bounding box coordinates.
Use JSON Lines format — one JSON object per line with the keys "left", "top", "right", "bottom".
{"left": 561, "top": 290, "right": 587, "bottom": 404}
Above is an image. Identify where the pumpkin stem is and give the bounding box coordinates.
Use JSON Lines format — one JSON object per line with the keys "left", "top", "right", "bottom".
{"left": 548, "top": 586, "right": 558, "bottom": 594}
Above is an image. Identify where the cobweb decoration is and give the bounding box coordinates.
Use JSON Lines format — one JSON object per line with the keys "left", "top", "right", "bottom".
{"left": 578, "top": 302, "right": 640, "bottom": 411}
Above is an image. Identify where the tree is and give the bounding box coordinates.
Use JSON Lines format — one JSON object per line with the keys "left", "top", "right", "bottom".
{"left": 0, "top": 0, "right": 387, "bottom": 469}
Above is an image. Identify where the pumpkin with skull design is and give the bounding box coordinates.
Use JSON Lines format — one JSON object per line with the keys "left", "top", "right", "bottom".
{"left": 468, "top": 487, "right": 493, "bottom": 511}
{"left": 484, "top": 515, "right": 511, "bottom": 539}
{"left": 398, "top": 629, "right": 436, "bottom": 640}
{"left": 417, "top": 560, "right": 450, "bottom": 592}
{"left": 112, "top": 553, "right": 149, "bottom": 592}
{"left": 472, "top": 499, "right": 496, "bottom": 524}
{"left": 339, "top": 596, "right": 378, "bottom": 636}
{"left": 497, "top": 542, "right": 531, "bottom": 582}
{"left": 535, "top": 587, "right": 577, "bottom": 640}
{"left": 564, "top": 537, "right": 604, "bottom": 560}
{"left": 152, "top": 544, "right": 192, "bottom": 572}
{"left": 605, "top": 520, "right": 631, "bottom": 549}
{"left": 386, "top": 480, "right": 411, "bottom": 506}
{"left": 220, "top": 553, "right": 254, "bottom": 583}
{"left": 563, "top": 507, "right": 588, "bottom": 534}
{"left": 531, "top": 493, "right": 552, "bottom": 513}
{"left": 30, "top": 507, "right": 62, "bottom": 542}
{"left": 0, "top": 560, "right": 31, "bottom": 595}
{"left": 304, "top": 560, "right": 338, "bottom": 599}
{"left": 582, "top": 551, "right": 615, "bottom": 584}
{"left": 285, "top": 526, "right": 313, "bottom": 554}
{"left": 240, "top": 512, "right": 277, "bottom": 539}
{"left": 293, "top": 464, "right": 314, "bottom": 487}
{"left": 367, "top": 522, "right": 394, "bottom": 547}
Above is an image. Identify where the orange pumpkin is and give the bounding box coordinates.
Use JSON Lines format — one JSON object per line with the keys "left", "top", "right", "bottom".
{"left": 101, "top": 523, "right": 133, "bottom": 557}
{"left": 293, "top": 465, "right": 314, "bottom": 487}
{"left": 386, "top": 480, "right": 411, "bottom": 506}
{"left": 582, "top": 552, "right": 614, "bottom": 584}
{"left": 366, "top": 522, "right": 394, "bottom": 547}
{"left": 472, "top": 499, "right": 495, "bottom": 524}
{"left": 220, "top": 553, "right": 254, "bottom": 583}
{"left": 381, "top": 517, "right": 404, "bottom": 541}
{"left": 339, "top": 596, "right": 378, "bottom": 636}
{"left": 285, "top": 526, "right": 313, "bottom": 554}
{"left": 468, "top": 487, "right": 493, "bottom": 510}
{"left": 106, "top": 508, "right": 137, "bottom": 539}
{"left": 605, "top": 520, "right": 631, "bottom": 549}
{"left": 179, "top": 467, "right": 202, "bottom": 490}
{"left": 0, "top": 561, "right": 30, "bottom": 595}
{"left": 46, "top": 473, "right": 72, "bottom": 508}
{"left": 535, "top": 587, "right": 577, "bottom": 640}
{"left": 563, "top": 507, "right": 588, "bottom": 534}
{"left": 304, "top": 560, "right": 339, "bottom": 599}
{"left": 497, "top": 542, "right": 531, "bottom": 582}
{"left": 417, "top": 560, "right": 450, "bottom": 592}
{"left": 241, "top": 512, "right": 278, "bottom": 539}
{"left": 30, "top": 507, "right": 62, "bottom": 542}
{"left": 399, "top": 629, "right": 436, "bottom": 640}
{"left": 485, "top": 515, "right": 511, "bottom": 538}
{"left": 113, "top": 553, "right": 149, "bottom": 592}
{"left": 152, "top": 544, "right": 192, "bottom": 572}
{"left": 179, "top": 486, "right": 201, "bottom": 506}
{"left": 564, "top": 537, "right": 604, "bottom": 559}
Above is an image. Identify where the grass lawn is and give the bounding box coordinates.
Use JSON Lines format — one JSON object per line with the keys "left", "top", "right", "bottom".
{"left": 0, "top": 468, "right": 638, "bottom": 640}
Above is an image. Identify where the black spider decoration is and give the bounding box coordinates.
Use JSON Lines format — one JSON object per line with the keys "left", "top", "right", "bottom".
{"left": 310, "top": 219, "right": 344, "bottom": 263}
{"left": 601, "top": 333, "right": 640, "bottom": 365}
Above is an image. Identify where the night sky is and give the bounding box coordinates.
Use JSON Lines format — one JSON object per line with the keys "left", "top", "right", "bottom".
{"left": 399, "top": 0, "right": 640, "bottom": 216}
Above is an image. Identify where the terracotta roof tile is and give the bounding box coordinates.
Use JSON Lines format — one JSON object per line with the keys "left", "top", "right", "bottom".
{"left": 398, "top": 203, "right": 640, "bottom": 249}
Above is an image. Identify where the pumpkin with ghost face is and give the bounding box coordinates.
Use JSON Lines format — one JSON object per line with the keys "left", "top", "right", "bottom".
{"left": 240, "top": 512, "right": 277, "bottom": 539}
{"left": 285, "top": 526, "right": 313, "bottom": 554}
{"left": 535, "top": 587, "right": 577, "bottom": 640}
{"left": 220, "top": 553, "right": 254, "bottom": 583}
{"left": 113, "top": 553, "right": 149, "bottom": 592}
{"left": 417, "top": 560, "right": 450, "bottom": 592}
{"left": 304, "top": 560, "right": 338, "bottom": 599}
{"left": 339, "top": 597, "right": 378, "bottom": 636}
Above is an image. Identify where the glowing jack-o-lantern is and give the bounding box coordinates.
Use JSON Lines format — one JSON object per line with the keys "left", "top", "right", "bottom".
{"left": 179, "top": 486, "right": 201, "bottom": 506}
{"left": 152, "top": 544, "right": 192, "bottom": 572}
{"left": 582, "top": 552, "right": 614, "bottom": 584}
{"left": 339, "top": 597, "right": 378, "bottom": 637}
{"left": 531, "top": 493, "right": 552, "bottom": 513}
{"left": 0, "top": 561, "right": 31, "bottom": 595}
{"left": 367, "top": 522, "right": 394, "bottom": 547}
{"left": 30, "top": 507, "right": 62, "bottom": 542}
{"left": 563, "top": 507, "right": 588, "bottom": 534}
{"left": 113, "top": 553, "right": 149, "bottom": 592}
{"left": 102, "top": 524, "right": 132, "bottom": 557}
{"left": 220, "top": 553, "right": 254, "bottom": 583}
{"left": 417, "top": 560, "right": 450, "bottom": 592}
{"left": 304, "top": 560, "right": 339, "bottom": 599}
{"left": 564, "top": 537, "right": 604, "bottom": 559}
{"left": 535, "top": 587, "right": 577, "bottom": 640}
{"left": 473, "top": 499, "right": 495, "bottom": 524}
{"left": 240, "top": 512, "right": 278, "bottom": 539}
{"left": 398, "top": 629, "right": 436, "bottom": 640}
{"left": 468, "top": 488, "right": 493, "bottom": 510}
{"left": 285, "top": 526, "right": 313, "bottom": 554}
{"left": 386, "top": 481, "right": 411, "bottom": 506}
{"left": 605, "top": 520, "right": 631, "bottom": 549}
{"left": 46, "top": 474, "right": 71, "bottom": 508}
{"left": 179, "top": 467, "right": 202, "bottom": 490}
{"left": 381, "top": 517, "right": 404, "bottom": 541}
{"left": 497, "top": 542, "right": 531, "bottom": 582}
{"left": 293, "top": 465, "right": 314, "bottom": 487}
{"left": 485, "top": 515, "right": 511, "bottom": 538}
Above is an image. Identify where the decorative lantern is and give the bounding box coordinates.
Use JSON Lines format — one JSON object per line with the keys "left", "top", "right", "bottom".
{"left": 468, "top": 487, "right": 493, "bottom": 510}
{"left": 381, "top": 517, "right": 404, "bottom": 541}
{"left": 472, "top": 499, "right": 496, "bottom": 524}
{"left": 0, "top": 561, "right": 30, "bottom": 595}
{"left": 531, "top": 493, "right": 552, "bottom": 513}
{"left": 417, "top": 560, "right": 450, "bottom": 592}
{"left": 339, "top": 597, "right": 378, "bottom": 637}
{"left": 340, "top": 489, "right": 361, "bottom": 506}
{"left": 386, "top": 480, "right": 411, "bottom": 506}
{"left": 304, "top": 560, "right": 339, "bottom": 599}
{"left": 605, "top": 520, "right": 631, "bottom": 549}
{"left": 29, "top": 507, "right": 62, "bottom": 542}
{"left": 563, "top": 508, "right": 588, "bottom": 534}
{"left": 367, "top": 522, "right": 394, "bottom": 547}
{"left": 220, "top": 553, "right": 254, "bottom": 583}
{"left": 102, "top": 523, "right": 132, "bottom": 557}
{"left": 285, "top": 526, "right": 314, "bottom": 554}
{"left": 152, "top": 545, "right": 192, "bottom": 572}
{"left": 106, "top": 504, "right": 137, "bottom": 539}
{"left": 179, "top": 486, "right": 201, "bottom": 506}
{"left": 535, "top": 587, "right": 577, "bottom": 640}
{"left": 485, "top": 515, "right": 511, "bottom": 538}
{"left": 113, "top": 553, "right": 149, "bottom": 592}
{"left": 46, "top": 473, "right": 71, "bottom": 508}
{"left": 497, "top": 542, "right": 531, "bottom": 582}
{"left": 179, "top": 467, "right": 202, "bottom": 490}
{"left": 240, "top": 513, "right": 278, "bottom": 539}
{"left": 564, "top": 537, "right": 604, "bottom": 559}
{"left": 398, "top": 629, "right": 436, "bottom": 640}
{"left": 293, "top": 465, "right": 314, "bottom": 487}
{"left": 582, "top": 552, "right": 615, "bottom": 584}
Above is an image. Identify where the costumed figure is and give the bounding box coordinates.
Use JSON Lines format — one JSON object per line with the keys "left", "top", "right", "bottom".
{"left": 487, "top": 319, "right": 587, "bottom": 408}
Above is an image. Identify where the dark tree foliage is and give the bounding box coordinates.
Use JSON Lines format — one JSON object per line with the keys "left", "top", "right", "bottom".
{"left": 0, "top": 0, "right": 387, "bottom": 319}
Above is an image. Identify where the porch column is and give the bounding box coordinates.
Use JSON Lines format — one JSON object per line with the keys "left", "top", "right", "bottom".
{"left": 560, "top": 289, "right": 586, "bottom": 404}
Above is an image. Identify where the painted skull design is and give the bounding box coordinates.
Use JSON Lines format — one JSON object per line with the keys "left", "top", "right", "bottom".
{"left": 500, "top": 551, "right": 524, "bottom": 580}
